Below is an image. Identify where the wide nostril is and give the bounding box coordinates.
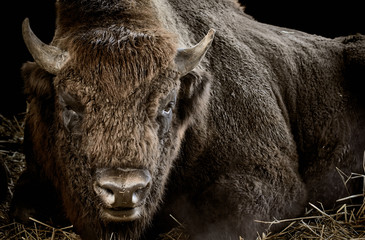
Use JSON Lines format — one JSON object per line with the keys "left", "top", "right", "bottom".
{"left": 93, "top": 168, "right": 152, "bottom": 208}
{"left": 94, "top": 182, "right": 117, "bottom": 206}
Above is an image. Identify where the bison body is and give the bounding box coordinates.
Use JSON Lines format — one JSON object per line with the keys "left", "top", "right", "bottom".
{"left": 11, "top": 0, "right": 365, "bottom": 239}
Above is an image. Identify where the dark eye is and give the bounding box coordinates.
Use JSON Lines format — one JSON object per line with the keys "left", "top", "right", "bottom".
{"left": 162, "top": 101, "right": 175, "bottom": 115}
{"left": 157, "top": 101, "right": 176, "bottom": 136}
{"left": 59, "top": 92, "right": 84, "bottom": 134}
{"left": 63, "top": 108, "right": 82, "bottom": 132}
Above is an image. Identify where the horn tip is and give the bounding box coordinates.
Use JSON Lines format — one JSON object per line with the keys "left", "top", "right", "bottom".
{"left": 22, "top": 18, "right": 30, "bottom": 27}
{"left": 22, "top": 18, "right": 31, "bottom": 37}
{"left": 207, "top": 28, "right": 216, "bottom": 38}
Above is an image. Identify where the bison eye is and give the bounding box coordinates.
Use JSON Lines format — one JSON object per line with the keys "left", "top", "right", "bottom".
{"left": 59, "top": 91, "right": 84, "bottom": 134}
{"left": 63, "top": 108, "right": 82, "bottom": 132}
{"left": 157, "top": 100, "right": 176, "bottom": 136}
{"left": 162, "top": 101, "right": 175, "bottom": 116}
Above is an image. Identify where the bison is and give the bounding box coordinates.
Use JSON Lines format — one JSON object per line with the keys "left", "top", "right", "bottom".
{"left": 11, "top": 0, "right": 365, "bottom": 239}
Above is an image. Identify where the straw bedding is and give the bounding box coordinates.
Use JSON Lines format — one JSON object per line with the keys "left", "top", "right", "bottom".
{"left": 1, "top": 114, "right": 364, "bottom": 240}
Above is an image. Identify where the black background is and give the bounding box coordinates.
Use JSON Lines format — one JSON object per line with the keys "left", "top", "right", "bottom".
{"left": 2, "top": 0, "right": 364, "bottom": 117}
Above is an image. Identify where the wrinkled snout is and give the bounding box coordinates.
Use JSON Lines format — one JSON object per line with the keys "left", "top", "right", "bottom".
{"left": 93, "top": 168, "right": 151, "bottom": 221}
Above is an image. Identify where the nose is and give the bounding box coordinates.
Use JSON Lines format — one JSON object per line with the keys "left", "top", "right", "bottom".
{"left": 93, "top": 168, "right": 152, "bottom": 209}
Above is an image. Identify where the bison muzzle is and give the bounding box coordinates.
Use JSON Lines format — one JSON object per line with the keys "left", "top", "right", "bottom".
{"left": 93, "top": 168, "right": 152, "bottom": 222}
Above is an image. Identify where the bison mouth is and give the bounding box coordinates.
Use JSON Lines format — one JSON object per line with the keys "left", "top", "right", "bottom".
{"left": 102, "top": 205, "right": 144, "bottom": 222}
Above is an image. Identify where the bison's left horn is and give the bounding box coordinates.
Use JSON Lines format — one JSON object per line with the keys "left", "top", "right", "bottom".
{"left": 22, "top": 18, "right": 69, "bottom": 74}
{"left": 175, "top": 28, "right": 215, "bottom": 76}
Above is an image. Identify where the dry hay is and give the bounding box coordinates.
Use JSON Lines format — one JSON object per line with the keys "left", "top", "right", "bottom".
{"left": 0, "top": 114, "right": 26, "bottom": 229}
{"left": 1, "top": 114, "right": 365, "bottom": 240}
{"left": 256, "top": 155, "right": 365, "bottom": 240}
{"left": 257, "top": 200, "right": 365, "bottom": 240}
{"left": 0, "top": 218, "right": 80, "bottom": 240}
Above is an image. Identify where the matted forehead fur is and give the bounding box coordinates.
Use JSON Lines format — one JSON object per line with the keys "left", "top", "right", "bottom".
{"left": 57, "top": 24, "right": 178, "bottom": 98}
{"left": 55, "top": 24, "right": 179, "bottom": 168}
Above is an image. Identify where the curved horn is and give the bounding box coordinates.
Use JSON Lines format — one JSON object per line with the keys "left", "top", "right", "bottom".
{"left": 175, "top": 28, "right": 215, "bottom": 76}
{"left": 22, "top": 18, "right": 69, "bottom": 74}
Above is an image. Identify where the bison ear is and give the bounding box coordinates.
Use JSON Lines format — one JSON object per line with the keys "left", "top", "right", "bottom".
{"left": 22, "top": 62, "right": 53, "bottom": 100}
{"left": 175, "top": 29, "right": 215, "bottom": 76}
{"left": 177, "top": 69, "right": 211, "bottom": 127}
{"left": 22, "top": 18, "right": 70, "bottom": 75}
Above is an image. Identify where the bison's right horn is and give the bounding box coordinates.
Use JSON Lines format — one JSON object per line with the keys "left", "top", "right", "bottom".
{"left": 22, "top": 18, "right": 69, "bottom": 74}
{"left": 175, "top": 28, "right": 215, "bottom": 76}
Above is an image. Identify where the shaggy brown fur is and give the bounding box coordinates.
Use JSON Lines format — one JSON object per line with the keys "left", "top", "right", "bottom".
{"left": 11, "top": 0, "right": 365, "bottom": 240}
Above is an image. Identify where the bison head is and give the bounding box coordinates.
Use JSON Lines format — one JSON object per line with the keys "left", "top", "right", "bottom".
{"left": 21, "top": 18, "right": 214, "bottom": 239}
